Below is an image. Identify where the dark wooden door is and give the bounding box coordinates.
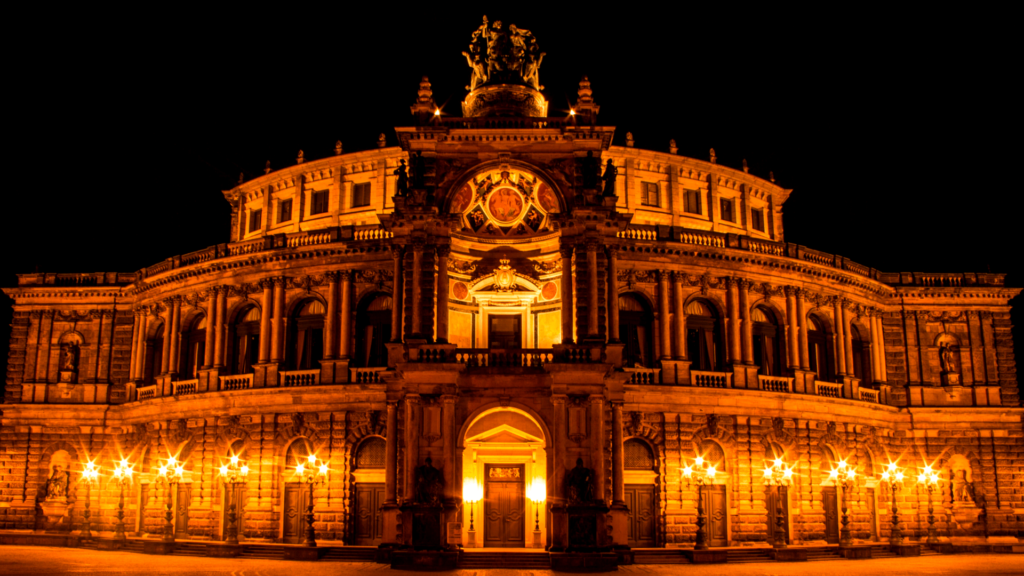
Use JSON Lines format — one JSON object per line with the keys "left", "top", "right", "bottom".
{"left": 765, "top": 485, "right": 790, "bottom": 544}
{"left": 488, "top": 316, "right": 522, "bottom": 349}
{"left": 484, "top": 465, "right": 525, "bottom": 547}
{"left": 222, "top": 484, "right": 246, "bottom": 541}
{"left": 866, "top": 487, "right": 878, "bottom": 541}
{"left": 283, "top": 483, "right": 308, "bottom": 544}
{"left": 175, "top": 483, "right": 191, "bottom": 536}
{"left": 625, "top": 484, "right": 656, "bottom": 547}
{"left": 823, "top": 486, "right": 840, "bottom": 543}
{"left": 354, "top": 483, "right": 385, "bottom": 545}
{"left": 701, "top": 484, "right": 728, "bottom": 546}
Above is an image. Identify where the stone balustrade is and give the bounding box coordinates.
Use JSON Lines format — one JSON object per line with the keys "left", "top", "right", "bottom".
{"left": 136, "top": 385, "right": 157, "bottom": 401}
{"left": 859, "top": 388, "right": 880, "bottom": 403}
{"left": 451, "top": 349, "right": 556, "bottom": 368}
{"left": 219, "top": 374, "right": 253, "bottom": 391}
{"left": 692, "top": 370, "right": 732, "bottom": 388}
{"left": 758, "top": 375, "right": 794, "bottom": 393}
{"left": 172, "top": 379, "right": 198, "bottom": 396}
{"left": 350, "top": 367, "right": 386, "bottom": 383}
{"left": 281, "top": 369, "right": 320, "bottom": 387}
{"left": 624, "top": 366, "right": 661, "bottom": 385}
{"left": 815, "top": 380, "right": 842, "bottom": 398}
{"left": 353, "top": 227, "right": 394, "bottom": 241}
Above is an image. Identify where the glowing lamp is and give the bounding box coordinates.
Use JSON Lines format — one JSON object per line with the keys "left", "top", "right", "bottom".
{"left": 706, "top": 466, "right": 717, "bottom": 479}
{"left": 230, "top": 455, "right": 239, "bottom": 466}
{"left": 296, "top": 463, "right": 306, "bottom": 475}
{"left": 763, "top": 467, "right": 774, "bottom": 479}
{"left": 694, "top": 456, "right": 704, "bottom": 467}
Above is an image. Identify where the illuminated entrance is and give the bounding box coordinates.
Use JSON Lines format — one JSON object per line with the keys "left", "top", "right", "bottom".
{"left": 460, "top": 405, "right": 548, "bottom": 548}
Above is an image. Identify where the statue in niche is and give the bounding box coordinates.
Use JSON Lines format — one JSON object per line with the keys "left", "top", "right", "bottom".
{"left": 951, "top": 469, "right": 975, "bottom": 504}
{"left": 581, "top": 151, "right": 600, "bottom": 190}
{"left": 394, "top": 159, "right": 409, "bottom": 198}
{"left": 601, "top": 159, "right": 617, "bottom": 197}
{"left": 566, "top": 457, "right": 594, "bottom": 504}
{"left": 939, "top": 341, "right": 958, "bottom": 374}
{"left": 410, "top": 151, "right": 426, "bottom": 189}
{"left": 61, "top": 342, "right": 79, "bottom": 371}
{"left": 414, "top": 456, "right": 444, "bottom": 506}
{"left": 45, "top": 464, "right": 70, "bottom": 500}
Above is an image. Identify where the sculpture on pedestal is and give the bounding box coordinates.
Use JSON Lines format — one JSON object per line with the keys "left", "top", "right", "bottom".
{"left": 414, "top": 457, "right": 444, "bottom": 506}
{"left": 45, "top": 465, "right": 70, "bottom": 500}
{"left": 566, "top": 458, "right": 594, "bottom": 504}
{"left": 395, "top": 159, "right": 409, "bottom": 198}
{"left": 462, "top": 15, "right": 545, "bottom": 91}
{"left": 601, "top": 160, "right": 617, "bottom": 197}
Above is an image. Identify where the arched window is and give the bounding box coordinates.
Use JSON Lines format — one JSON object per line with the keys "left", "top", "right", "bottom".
{"left": 289, "top": 299, "right": 325, "bottom": 370}
{"left": 232, "top": 305, "right": 261, "bottom": 375}
{"left": 619, "top": 294, "right": 654, "bottom": 368}
{"left": 143, "top": 321, "right": 165, "bottom": 384}
{"left": 849, "top": 325, "right": 871, "bottom": 383}
{"left": 624, "top": 438, "right": 655, "bottom": 469}
{"left": 752, "top": 306, "right": 782, "bottom": 377}
{"left": 697, "top": 439, "right": 727, "bottom": 472}
{"left": 180, "top": 314, "right": 207, "bottom": 379}
{"left": 355, "top": 437, "right": 386, "bottom": 469}
{"left": 686, "top": 300, "right": 723, "bottom": 371}
{"left": 807, "top": 315, "right": 832, "bottom": 381}
{"left": 285, "top": 438, "right": 313, "bottom": 469}
{"left": 356, "top": 294, "right": 392, "bottom": 368}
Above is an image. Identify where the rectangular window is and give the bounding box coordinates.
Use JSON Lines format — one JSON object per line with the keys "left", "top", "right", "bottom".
{"left": 311, "top": 189, "right": 329, "bottom": 215}
{"left": 278, "top": 199, "right": 292, "bottom": 224}
{"left": 249, "top": 209, "right": 262, "bottom": 232}
{"left": 751, "top": 208, "right": 764, "bottom": 232}
{"left": 720, "top": 198, "right": 735, "bottom": 223}
{"left": 684, "top": 189, "right": 702, "bottom": 215}
{"left": 641, "top": 182, "right": 659, "bottom": 206}
{"left": 352, "top": 182, "right": 371, "bottom": 208}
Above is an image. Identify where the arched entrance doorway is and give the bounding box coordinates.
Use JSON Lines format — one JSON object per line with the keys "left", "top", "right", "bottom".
{"left": 460, "top": 405, "right": 548, "bottom": 549}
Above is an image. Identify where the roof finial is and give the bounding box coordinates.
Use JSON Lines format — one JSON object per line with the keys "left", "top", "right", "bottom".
{"left": 238, "top": 172, "right": 245, "bottom": 185}
{"left": 709, "top": 148, "right": 717, "bottom": 164}
{"left": 742, "top": 158, "right": 749, "bottom": 173}
{"left": 264, "top": 160, "right": 272, "bottom": 174}
{"left": 378, "top": 134, "right": 387, "bottom": 148}
{"left": 410, "top": 76, "right": 438, "bottom": 122}
{"left": 770, "top": 171, "right": 776, "bottom": 183}
{"left": 669, "top": 140, "right": 678, "bottom": 155}
{"left": 625, "top": 132, "right": 635, "bottom": 148}
{"left": 335, "top": 140, "right": 343, "bottom": 155}
{"left": 296, "top": 150, "right": 305, "bottom": 165}
{"left": 573, "top": 75, "right": 600, "bottom": 119}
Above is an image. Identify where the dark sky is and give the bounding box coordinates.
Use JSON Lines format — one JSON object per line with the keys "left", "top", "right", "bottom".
{"left": 2, "top": 7, "right": 1020, "bottom": 395}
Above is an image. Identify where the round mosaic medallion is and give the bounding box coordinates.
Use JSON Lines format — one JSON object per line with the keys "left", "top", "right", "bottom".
{"left": 453, "top": 282, "right": 469, "bottom": 301}
{"left": 487, "top": 187, "right": 524, "bottom": 223}
{"left": 541, "top": 282, "right": 557, "bottom": 301}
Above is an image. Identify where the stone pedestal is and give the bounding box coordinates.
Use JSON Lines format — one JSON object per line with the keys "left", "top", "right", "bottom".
{"left": 38, "top": 500, "right": 70, "bottom": 530}
{"left": 682, "top": 549, "right": 728, "bottom": 563}
{"left": 284, "top": 546, "right": 322, "bottom": 561}
{"left": 839, "top": 545, "right": 873, "bottom": 559}
{"left": 142, "top": 540, "right": 176, "bottom": 555}
{"left": 607, "top": 503, "right": 629, "bottom": 549}
{"left": 770, "top": 548, "right": 807, "bottom": 561}
{"left": 399, "top": 503, "right": 450, "bottom": 550}
{"left": 891, "top": 543, "right": 921, "bottom": 556}
{"left": 733, "top": 364, "right": 761, "bottom": 389}
{"left": 319, "top": 358, "right": 350, "bottom": 384}
{"left": 382, "top": 504, "right": 401, "bottom": 545}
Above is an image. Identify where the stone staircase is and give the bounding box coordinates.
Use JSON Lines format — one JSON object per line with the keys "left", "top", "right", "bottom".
{"left": 459, "top": 550, "right": 551, "bottom": 569}
{"left": 240, "top": 544, "right": 285, "bottom": 559}
{"left": 805, "top": 546, "right": 842, "bottom": 561}
{"left": 727, "top": 548, "right": 773, "bottom": 563}
{"left": 632, "top": 549, "right": 691, "bottom": 564}
{"left": 170, "top": 542, "right": 209, "bottom": 557}
{"left": 321, "top": 546, "right": 379, "bottom": 562}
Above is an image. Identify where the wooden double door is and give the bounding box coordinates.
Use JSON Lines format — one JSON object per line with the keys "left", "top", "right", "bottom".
{"left": 221, "top": 484, "right": 246, "bottom": 541}
{"left": 484, "top": 464, "right": 525, "bottom": 547}
{"left": 353, "top": 483, "right": 385, "bottom": 545}
{"left": 625, "top": 485, "right": 656, "bottom": 547}
{"left": 765, "top": 485, "right": 790, "bottom": 545}
{"left": 822, "top": 486, "right": 840, "bottom": 544}
{"left": 283, "top": 483, "right": 310, "bottom": 543}
{"left": 701, "top": 484, "right": 728, "bottom": 547}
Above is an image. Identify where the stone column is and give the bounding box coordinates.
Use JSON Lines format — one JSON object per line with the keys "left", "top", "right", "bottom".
{"left": 843, "top": 304, "right": 855, "bottom": 376}
{"left": 404, "top": 396, "right": 420, "bottom": 500}
{"left": 442, "top": 395, "right": 456, "bottom": 500}
{"left": 215, "top": 287, "right": 227, "bottom": 367}
{"left": 324, "top": 272, "right": 338, "bottom": 359}
{"left": 871, "top": 314, "right": 885, "bottom": 381}
{"left": 586, "top": 241, "right": 600, "bottom": 338}
{"left": 606, "top": 246, "right": 620, "bottom": 342}
{"left": 740, "top": 280, "right": 753, "bottom": 365}
{"left": 797, "top": 290, "right": 810, "bottom": 371}
{"left": 135, "top": 310, "right": 149, "bottom": 381}
{"left": 271, "top": 277, "right": 285, "bottom": 362}
{"left": 168, "top": 298, "right": 182, "bottom": 374}
{"left": 552, "top": 395, "right": 567, "bottom": 501}
{"left": 658, "top": 270, "right": 672, "bottom": 360}
{"left": 160, "top": 302, "right": 172, "bottom": 375}
{"left": 259, "top": 280, "right": 273, "bottom": 363}
{"left": 726, "top": 278, "right": 741, "bottom": 365}
{"left": 391, "top": 247, "right": 404, "bottom": 342}
{"left": 560, "top": 246, "right": 574, "bottom": 344}
{"left": 611, "top": 401, "right": 625, "bottom": 506}
{"left": 411, "top": 243, "right": 425, "bottom": 337}
{"left": 876, "top": 314, "right": 888, "bottom": 379}
{"left": 673, "top": 272, "right": 686, "bottom": 359}
{"left": 590, "top": 397, "right": 606, "bottom": 503}
{"left": 35, "top": 310, "right": 54, "bottom": 382}
{"left": 436, "top": 246, "right": 450, "bottom": 343}
{"left": 203, "top": 291, "right": 216, "bottom": 368}
{"left": 833, "top": 297, "right": 847, "bottom": 376}
{"left": 129, "top": 310, "right": 142, "bottom": 381}
{"left": 785, "top": 287, "right": 799, "bottom": 369}
{"left": 339, "top": 271, "right": 353, "bottom": 358}
{"left": 384, "top": 401, "right": 398, "bottom": 504}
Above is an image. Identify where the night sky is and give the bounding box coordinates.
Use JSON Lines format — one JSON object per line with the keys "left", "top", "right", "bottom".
{"left": 3, "top": 7, "right": 1019, "bottom": 396}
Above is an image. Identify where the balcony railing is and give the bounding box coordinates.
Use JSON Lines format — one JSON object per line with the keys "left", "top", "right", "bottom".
{"left": 137, "top": 385, "right": 157, "bottom": 401}
{"left": 351, "top": 367, "right": 386, "bottom": 383}
{"left": 219, "top": 374, "right": 253, "bottom": 391}
{"left": 281, "top": 369, "right": 320, "bottom": 387}
{"left": 692, "top": 371, "right": 732, "bottom": 388}
{"left": 758, "top": 375, "right": 794, "bottom": 393}
{"left": 624, "top": 366, "right": 661, "bottom": 385}
{"left": 815, "top": 380, "right": 842, "bottom": 398}
{"left": 172, "top": 379, "right": 198, "bottom": 396}
{"left": 859, "top": 388, "right": 880, "bottom": 403}
{"left": 451, "top": 349, "right": 556, "bottom": 368}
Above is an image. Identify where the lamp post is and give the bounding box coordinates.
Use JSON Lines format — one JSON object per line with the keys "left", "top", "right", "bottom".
{"left": 462, "top": 478, "right": 483, "bottom": 534}
{"left": 829, "top": 460, "right": 857, "bottom": 547}
{"left": 111, "top": 459, "right": 134, "bottom": 544}
{"left": 880, "top": 462, "right": 906, "bottom": 546}
{"left": 761, "top": 457, "right": 794, "bottom": 549}
{"left": 218, "top": 455, "right": 249, "bottom": 546}
{"left": 294, "top": 453, "right": 328, "bottom": 547}
{"left": 527, "top": 479, "right": 546, "bottom": 532}
{"left": 681, "top": 456, "right": 717, "bottom": 550}
{"left": 916, "top": 466, "right": 941, "bottom": 545}
{"left": 79, "top": 462, "right": 99, "bottom": 540}
{"left": 157, "top": 457, "right": 185, "bottom": 542}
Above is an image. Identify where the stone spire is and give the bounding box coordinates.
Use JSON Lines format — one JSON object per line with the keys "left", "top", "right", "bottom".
{"left": 297, "top": 150, "right": 305, "bottom": 165}
{"left": 335, "top": 140, "right": 343, "bottom": 155}
{"left": 625, "top": 132, "right": 635, "bottom": 148}
{"left": 742, "top": 159, "right": 749, "bottom": 173}
{"left": 410, "top": 76, "right": 438, "bottom": 123}
{"left": 669, "top": 140, "right": 678, "bottom": 155}
{"left": 378, "top": 134, "right": 387, "bottom": 148}
{"left": 709, "top": 148, "right": 717, "bottom": 164}
{"left": 573, "top": 76, "right": 600, "bottom": 120}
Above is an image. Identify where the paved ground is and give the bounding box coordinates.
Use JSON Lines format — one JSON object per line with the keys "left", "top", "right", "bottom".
{"left": 0, "top": 546, "right": 1022, "bottom": 575}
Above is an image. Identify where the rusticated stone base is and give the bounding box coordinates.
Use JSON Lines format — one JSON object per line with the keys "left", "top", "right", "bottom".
{"left": 207, "top": 543, "right": 242, "bottom": 557}
{"left": 390, "top": 550, "right": 458, "bottom": 571}
{"left": 682, "top": 549, "right": 728, "bottom": 564}
{"left": 839, "top": 545, "right": 873, "bottom": 559}
{"left": 770, "top": 548, "right": 808, "bottom": 561}
{"left": 94, "top": 538, "right": 125, "bottom": 550}
{"left": 0, "top": 532, "right": 72, "bottom": 547}
{"left": 283, "top": 546, "right": 322, "bottom": 561}
{"left": 142, "top": 540, "right": 176, "bottom": 555}
{"left": 891, "top": 543, "right": 921, "bottom": 556}
{"left": 549, "top": 552, "right": 619, "bottom": 572}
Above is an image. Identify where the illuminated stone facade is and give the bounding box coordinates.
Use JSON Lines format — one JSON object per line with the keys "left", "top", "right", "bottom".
{"left": 2, "top": 22, "right": 1022, "bottom": 553}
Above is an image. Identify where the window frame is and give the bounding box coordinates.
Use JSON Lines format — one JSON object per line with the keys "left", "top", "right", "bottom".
{"left": 248, "top": 209, "right": 262, "bottom": 233}
{"left": 751, "top": 208, "right": 764, "bottom": 232}
{"left": 352, "top": 182, "right": 371, "bottom": 208}
{"left": 640, "top": 181, "right": 660, "bottom": 207}
{"left": 684, "top": 189, "right": 702, "bottom": 215}
{"left": 310, "top": 189, "right": 329, "bottom": 215}
{"left": 719, "top": 197, "right": 735, "bottom": 223}
{"left": 278, "top": 198, "right": 293, "bottom": 224}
